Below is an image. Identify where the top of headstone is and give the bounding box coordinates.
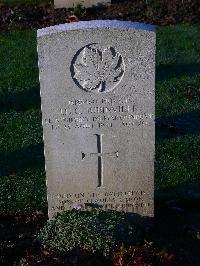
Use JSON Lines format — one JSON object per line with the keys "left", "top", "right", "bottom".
{"left": 37, "top": 20, "right": 155, "bottom": 37}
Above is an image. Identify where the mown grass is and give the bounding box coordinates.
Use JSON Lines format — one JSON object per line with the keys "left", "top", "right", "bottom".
{"left": 0, "top": 31, "right": 46, "bottom": 213}
{"left": 155, "top": 25, "right": 200, "bottom": 199}
{"left": 0, "top": 25, "right": 199, "bottom": 214}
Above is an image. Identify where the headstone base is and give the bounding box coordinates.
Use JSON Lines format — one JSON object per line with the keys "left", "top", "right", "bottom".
{"left": 54, "top": 0, "right": 111, "bottom": 9}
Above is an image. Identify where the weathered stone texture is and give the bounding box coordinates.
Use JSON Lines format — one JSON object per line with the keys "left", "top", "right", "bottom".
{"left": 37, "top": 20, "right": 155, "bottom": 219}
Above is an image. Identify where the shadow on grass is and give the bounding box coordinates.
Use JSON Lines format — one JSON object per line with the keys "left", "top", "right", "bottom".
{"left": 155, "top": 179, "right": 200, "bottom": 203}
{"left": 0, "top": 84, "right": 41, "bottom": 112}
{"left": 0, "top": 62, "right": 199, "bottom": 112}
{"left": 0, "top": 60, "right": 199, "bottom": 178}
{"left": 1, "top": 109, "right": 199, "bottom": 176}
{"left": 156, "top": 110, "right": 200, "bottom": 140}
{"left": 156, "top": 63, "right": 200, "bottom": 81}
{"left": 0, "top": 143, "right": 44, "bottom": 176}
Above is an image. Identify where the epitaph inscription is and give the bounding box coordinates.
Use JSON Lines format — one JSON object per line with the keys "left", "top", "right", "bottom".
{"left": 51, "top": 190, "right": 151, "bottom": 213}
{"left": 37, "top": 21, "right": 155, "bottom": 220}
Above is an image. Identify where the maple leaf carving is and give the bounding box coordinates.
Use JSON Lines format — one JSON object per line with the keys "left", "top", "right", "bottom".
{"left": 72, "top": 44, "right": 125, "bottom": 93}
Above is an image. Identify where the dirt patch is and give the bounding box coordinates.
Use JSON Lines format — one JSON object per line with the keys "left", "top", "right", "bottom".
{"left": 0, "top": 0, "right": 199, "bottom": 31}
{"left": 0, "top": 209, "right": 47, "bottom": 265}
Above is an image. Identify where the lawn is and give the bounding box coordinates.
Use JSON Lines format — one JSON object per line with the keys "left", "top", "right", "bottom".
{"left": 0, "top": 25, "right": 199, "bottom": 214}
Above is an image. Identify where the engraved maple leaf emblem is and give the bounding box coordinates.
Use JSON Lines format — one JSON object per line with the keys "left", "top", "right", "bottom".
{"left": 72, "top": 44, "right": 125, "bottom": 93}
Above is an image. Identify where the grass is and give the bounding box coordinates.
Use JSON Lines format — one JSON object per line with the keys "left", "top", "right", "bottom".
{"left": 155, "top": 25, "right": 200, "bottom": 200}
{"left": 0, "top": 25, "right": 199, "bottom": 214}
{"left": 0, "top": 31, "right": 46, "bottom": 213}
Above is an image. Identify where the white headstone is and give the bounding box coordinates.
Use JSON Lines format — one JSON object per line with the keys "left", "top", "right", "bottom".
{"left": 37, "top": 20, "right": 156, "bottom": 220}
{"left": 54, "top": 0, "right": 110, "bottom": 9}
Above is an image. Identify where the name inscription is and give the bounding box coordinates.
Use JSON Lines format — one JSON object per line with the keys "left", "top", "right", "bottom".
{"left": 44, "top": 95, "right": 154, "bottom": 131}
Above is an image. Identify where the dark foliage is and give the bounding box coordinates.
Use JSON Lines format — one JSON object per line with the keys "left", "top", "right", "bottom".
{"left": 38, "top": 210, "right": 142, "bottom": 255}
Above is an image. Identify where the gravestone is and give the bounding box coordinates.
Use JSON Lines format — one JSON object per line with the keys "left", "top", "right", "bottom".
{"left": 54, "top": 0, "right": 110, "bottom": 9}
{"left": 37, "top": 20, "right": 155, "bottom": 220}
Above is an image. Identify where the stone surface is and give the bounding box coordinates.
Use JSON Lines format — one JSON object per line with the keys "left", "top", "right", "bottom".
{"left": 54, "top": 0, "right": 110, "bottom": 9}
{"left": 37, "top": 20, "right": 156, "bottom": 220}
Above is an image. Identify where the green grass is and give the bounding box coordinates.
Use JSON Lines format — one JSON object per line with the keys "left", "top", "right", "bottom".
{"left": 155, "top": 25, "right": 200, "bottom": 200}
{"left": 0, "top": 25, "right": 199, "bottom": 214}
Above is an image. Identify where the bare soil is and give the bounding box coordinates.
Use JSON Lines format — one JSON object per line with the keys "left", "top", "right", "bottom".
{"left": 0, "top": 0, "right": 199, "bottom": 31}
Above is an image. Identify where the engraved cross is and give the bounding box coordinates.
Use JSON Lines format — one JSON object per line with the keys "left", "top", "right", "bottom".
{"left": 82, "top": 134, "right": 119, "bottom": 187}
